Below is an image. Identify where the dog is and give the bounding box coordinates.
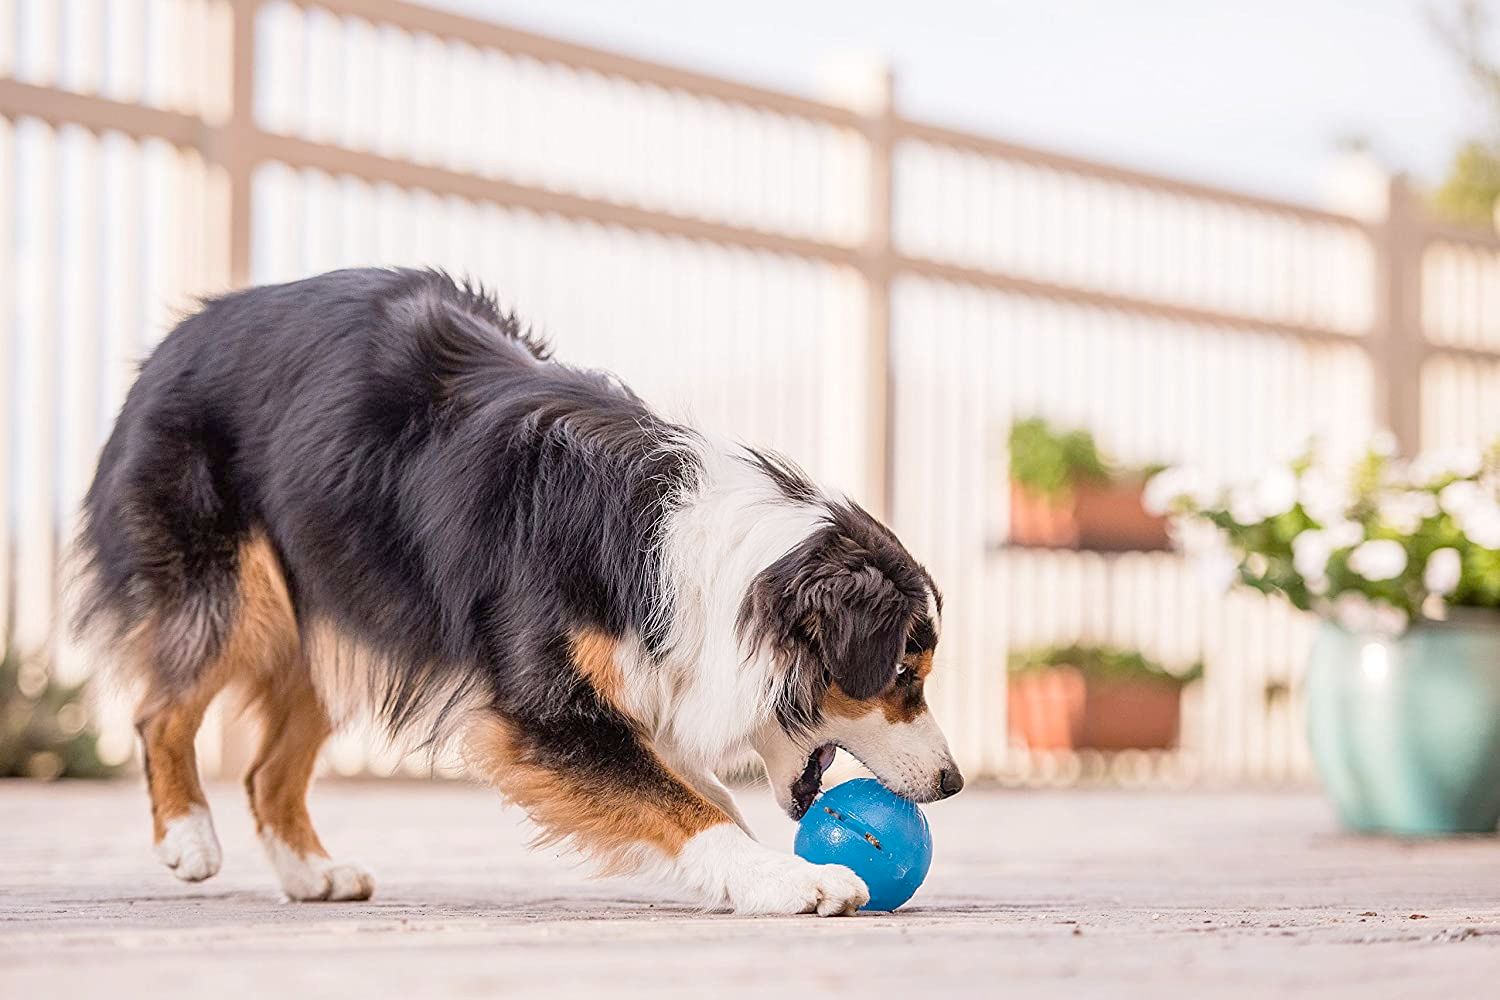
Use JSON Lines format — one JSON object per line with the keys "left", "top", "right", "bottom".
{"left": 71, "top": 267, "right": 961, "bottom": 916}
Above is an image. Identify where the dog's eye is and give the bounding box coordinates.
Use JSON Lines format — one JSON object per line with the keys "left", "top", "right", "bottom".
{"left": 894, "top": 664, "right": 907, "bottom": 676}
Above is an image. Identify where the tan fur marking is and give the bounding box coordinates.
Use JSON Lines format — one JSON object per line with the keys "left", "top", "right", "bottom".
{"left": 137, "top": 534, "right": 300, "bottom": 840}
{"left": 570, "top": 629, "right": 625, "bottom": 710}
{"left": 464, "top": 715, "right": 728, "bottom": 870}
{"left": 821, "top": 650, "right": 935, "bottom": 725}
{"left": 245, "top": 666, "right": 334, "bottom": 859}
{"left": 229, "top": 535, "right": 301, "bottom": 680}
{"left": 228, "top": 536, "right": 333, "bottom": 857}
{"left": 139, "top": 692, "right": 219, "bottom": 840}
{"left": 822, "top": 682, "right": 877, "bottom": 719}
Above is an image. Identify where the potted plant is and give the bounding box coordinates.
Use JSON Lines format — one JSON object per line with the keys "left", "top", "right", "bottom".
{"left": 1148, "top": 440, "right": 1500, "bottom": 835}
{"left": 1007, "top": 644, "right": 1202, "bottom": 751}
{"left": 0, "top": 647, "right": 121, "bottom": 780}
{"left": 1008, "top": 418, "right": 1170, "bottom": 551}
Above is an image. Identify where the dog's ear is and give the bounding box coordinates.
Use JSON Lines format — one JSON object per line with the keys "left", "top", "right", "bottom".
{"left": 799, "top": 562, "right": 909, "bottom": 700}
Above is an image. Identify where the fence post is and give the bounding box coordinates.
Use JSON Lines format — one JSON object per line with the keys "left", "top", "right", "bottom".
{"left": 216, "top": 0, "right": 258, "bottom": 289}
{"left": 1371, "top": 174, "right": 1424, "bottom": 455}
{"left": 860, "top": 68, "right": 896, "bottom": 522}
{"left": 818, "top": 60, "right": 895, "bottom": 520}
{"left": 201, "top": 1, "right": 261, "bottom": 780}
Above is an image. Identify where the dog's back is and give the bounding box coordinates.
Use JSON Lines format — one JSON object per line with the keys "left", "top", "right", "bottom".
{"left": 75, "top": 266, "right": 661, "bottom": 686}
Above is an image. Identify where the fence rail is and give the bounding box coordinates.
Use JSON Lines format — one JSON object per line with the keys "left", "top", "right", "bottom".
{"left": 6, "top": 0, "right": 1500, "bottom": 782}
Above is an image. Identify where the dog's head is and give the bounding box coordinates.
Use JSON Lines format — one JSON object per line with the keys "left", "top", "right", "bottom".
{"left": 740, "top": 501, "right": 962, "bottom": 819}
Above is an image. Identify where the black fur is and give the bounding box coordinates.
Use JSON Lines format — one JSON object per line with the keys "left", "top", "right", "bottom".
{"left": 75, "top": 268, "right": 691, "bottom": 763}
{"left": 75, "top": 266, "right": 937, "bottom": 791}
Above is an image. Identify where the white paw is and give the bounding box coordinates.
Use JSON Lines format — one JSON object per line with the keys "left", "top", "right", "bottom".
{"left": 322, "top": 862, "right": 376, "bottom": 901}
{"left": 674, "top": 824, "right": 869, "bottom": 917}
{"left": 154, "top": 805, "right": 223, "bottom": 882}
{"left": 260, "top": 833, "right": 375, "bottom": 902}
{"left": 726, "top": 854, "right": 870, "bottom": 916}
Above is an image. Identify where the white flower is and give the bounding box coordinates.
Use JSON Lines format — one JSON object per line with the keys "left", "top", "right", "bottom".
{"left": 1369, "top": 431, "right": 1399, "bottom": 458}
{"left": 1169, "top": 519, "right": 1238, "bottom": 593}
{"left": 1143, "top": 466, "right": 1212, "bottom": 517}
{"left": 1376, "top": 490, "right": 1438, "bottom": 534}
{"left": 1332, "top": 592, "right": 1376, "bottom": 633}
{"left": 1331, "top": 592, "right": 1408, "bottom": 636}
{"left": 1254, "top": 467, "right": 1299, "bottom": 520}
{"left": 1297, "top": 467, "right": 1352, "bottom": 525}
{"left": 1292, "top": 521, "right": 1362, "bottom": 580}
{"left": 1224, "top": 466, "right": 1299, "bottom": 525}
{"left": 1329, "top": 520, "right": 1365, "bottom": 548}
{"left": 1448, "top": 449, "right": 1482, "bottom": 478}
{"left": 1370, "top": 601, "right": 1409, "bottom": 636}
{"left": 1439, "top": 480, "right": 1485, "bottom": 517}
{"left": 1229, "top": 485, "right": 1264, "bottom": 526}
{"left": 1424, "top": 547, "right": 1462, "bottom": 596}
{"left": 1434, "top": 480, "right": 1500, "bottom": 546}
{"left": 1169, "top": 517, "right": 1223, "bottom": 556}
{"left": 1458, "top": 499, "right": 1500, "bottom": 549}
{"left": 1409, "top": 449, "right": 1482, "bottom": 486}
{"left": 1293, "top": 531, "right": 1333, "bottom": 581}
{"left": 1347, "top": 539, "right": 1408, "bottom": 581}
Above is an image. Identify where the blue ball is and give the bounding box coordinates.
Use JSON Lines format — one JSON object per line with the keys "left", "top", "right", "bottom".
{"left": 794, "top": 778, "right": 932, "bottom": 911}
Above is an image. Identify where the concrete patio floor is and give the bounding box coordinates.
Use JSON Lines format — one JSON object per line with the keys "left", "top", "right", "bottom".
{"left": 3, "top": 780, "right": 1499, "bottom": 998}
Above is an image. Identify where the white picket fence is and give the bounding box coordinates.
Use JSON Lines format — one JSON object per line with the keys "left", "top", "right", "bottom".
{"left": 3, "top": 0, "right": 1496, "bottom": 783}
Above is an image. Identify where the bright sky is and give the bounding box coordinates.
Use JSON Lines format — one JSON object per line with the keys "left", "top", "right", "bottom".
{"left": 431, "top": 0, "right": 1485, "bottom": 208}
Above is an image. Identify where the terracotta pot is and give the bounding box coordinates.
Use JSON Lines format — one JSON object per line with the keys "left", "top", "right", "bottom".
{"left": 1008, "top": 482, "right": 1078, "bottom": 548}
{"left": 1008, "top": 480, "right": 1168, "bottom": 552}
{"left": 1072, "top": 480, "right": 1170, "bottom": 552}
{"left": 1008, "top": 666, "right": 1183, "bottom": 751}
{"left": 1007, "top": 666, "right": 1086, "bottom": 750}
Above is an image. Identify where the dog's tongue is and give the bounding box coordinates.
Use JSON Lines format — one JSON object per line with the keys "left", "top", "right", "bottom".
{"left": 815, "top": 744, "right": 837, "bottom": 772}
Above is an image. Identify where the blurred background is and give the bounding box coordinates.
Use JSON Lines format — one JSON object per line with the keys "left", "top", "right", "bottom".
{"left": 4, "top": 0, "right": 1500, "bottom": 790}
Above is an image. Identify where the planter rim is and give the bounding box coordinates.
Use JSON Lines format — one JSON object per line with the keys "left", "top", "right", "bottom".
{"left": 1319, "top": 606, "right": 1500, "bottom": 639}
{"left": 1008, "top": 665, "right": 1190, "bottom": 688}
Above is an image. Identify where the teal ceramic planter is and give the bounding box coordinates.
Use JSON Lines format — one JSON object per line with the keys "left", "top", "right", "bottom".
{"left": 1305, "top": 614, "right": 1500, "bottom": 835}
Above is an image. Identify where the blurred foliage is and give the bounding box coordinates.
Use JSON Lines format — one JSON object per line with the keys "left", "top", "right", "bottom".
{"left": 1428, "top": 2, "right": 1500, "bottom": 225}
{"left": 1008, "top": 644, "right": 1204, "bottom": 685}
{"left": 1158, "top": 440, "right": 1500, "bottom": 626}
{"left": 0, "top": 647, "right": 120, "bottom": 780}
{"left": 1431, "top": 141, "right": 1500, "bottom": 227}
{"left": 1008, "top": 418, "right": 1111, "bottom": 500}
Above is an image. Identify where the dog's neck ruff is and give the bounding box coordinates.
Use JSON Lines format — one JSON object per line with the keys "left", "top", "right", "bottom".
{"left": 645, "top": 436, "right": 830, "bottom": 766}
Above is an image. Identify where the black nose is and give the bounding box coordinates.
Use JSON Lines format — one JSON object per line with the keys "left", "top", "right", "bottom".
{"left": 938, "top": 766, "right": 964, "bottom": 797}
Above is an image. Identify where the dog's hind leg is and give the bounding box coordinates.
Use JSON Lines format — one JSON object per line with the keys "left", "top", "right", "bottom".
{"left": 201, "top": 537, "right": 373, "bottom": 902}
{"left": 130, "top": 532, "right": 303, "bottom": 884}
{"left": 244, "top": 661, "right": 374, "bottom": 902}
{"left": 136, "top": 668, "right": 231, "bottom": 882}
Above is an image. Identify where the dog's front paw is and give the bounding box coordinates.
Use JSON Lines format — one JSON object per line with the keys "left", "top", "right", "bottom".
{"left": 726, "top": 854, "right": 870, "bottom": 916}
{"left": 676, "top": 825, "right": 869, "bottom": 916}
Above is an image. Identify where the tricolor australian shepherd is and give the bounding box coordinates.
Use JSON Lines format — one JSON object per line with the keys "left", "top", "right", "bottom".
{"left": 72, "top": 267, "right": 961, "bottom": 916}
